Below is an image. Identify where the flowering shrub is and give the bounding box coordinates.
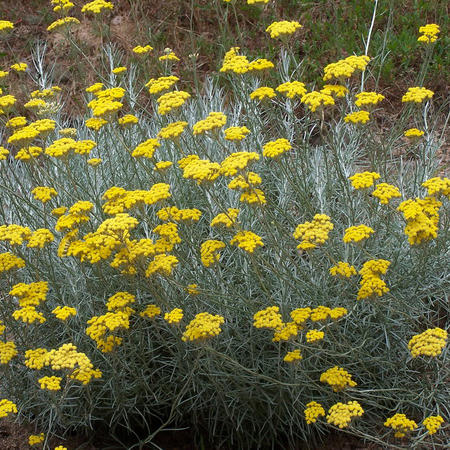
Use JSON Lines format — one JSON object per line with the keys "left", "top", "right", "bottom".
{"left": 0, "top": 1, "right": 448, "bottom": 448}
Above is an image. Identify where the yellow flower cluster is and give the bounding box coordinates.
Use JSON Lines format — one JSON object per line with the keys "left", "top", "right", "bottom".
{"left": 384, "top": 413, "right": 417, "bottom": 438}
{"left": 304, "top": 401, "right": 325, "bottom": 424}
{"left": 418, "top": 24, "right": 440, "bottom": 44}
{"left": 272, "top": 321, "right": 298, "bottom": 342}
{"left": 320, "top": 366, "right": 357, "bottom": 392}
{"left": 47, "top": 17, "right": 80, "bottom": 32}
{"left": 157, "top": 206, "right": 202, "bottom": 222}
{"left": 86, "top": 117, "right": 107, "bottom": 130}
{"left": 357, "top": 259, "right": 390, "bottom": 300}
{"left": 157, "top": 91, "right": 190, "bottom": 115}
{"left": 52, "top": 306, "right": 77, "bottom": 321}
{"left": 220, "top": 47, "right": 250, "bottom": 74}
{"left": 343, "top": 224, "right": 375, "bottom": 243}
{"left": 140, "top": 304, "right": 161, "bottom": 319}
{"left": 323, "top": 55, "right": 370, "bottom": 81}
{"left": 112, "top": 66, "right": 126, "bottom": 74}
{"left": 6, "top": 116, "right": 27, "bottom": 128}
{"left": 11, "top": 62, "right": 28, "bottom": 72}
{"left": 81, "top": 0, "right": 114, "bottom": 14}
{"left": 293, "top": 214, "right": 334, "bottom": 250}
{"left": 397, "top": 196, "right": 441, "bottom": 245}
{"left": 133, "top": 45, "right": 153, "bottom": 54}
{"left": 355, "top": 92, "right": 385, "bottom": 107}
{"left": 326, "top": 401, "right": 364, "bottom": 428}
{"left": 0, "top": 399, "right": 17, "bottom": 418}
{"left": 0, "top": 146, "right": 9, "bottom": 160}
{"left": 102, "top": 184, "right": 171, "bottom": 214}
{"left": 86, "top": 311, "right": 129, "bottom": 352}
{"left": 164, "top": 308, "right": 184, "bottom": 324}
{"left": 265, "top": 21, "right": 302, "bottom": 39}
{"left": 306, "top": 329, "right": 324, "bottom": 343}
{"left": 55, "top": 200, "right": 94, "bottom": 232}
{"left": 230, "top": 230, "right": 263, "bottom": 253}
{"left": 200, "top": 240, "right": 225, "bottom": 267}
{"left": 28, "top": 433, "right": 45, "bottom": 446}
{"left": 423, "top": 415, "right": 444, "bottom": 434}
{"left": 0, "top": 341, "right": 18, "bottom": 364}
{"left": 253, "top": 306, "right": 283, "bottom": 330}
{"left": 349, "top": 171, "right": 380, "bottom": 189}
{"left": 10, "top": 281, "right": 48, "bottom": 324}
{"left": 193, "top": 112, "right": 227, "bottom": 135}
{"left": 228, "top": 172, "right": 261, "bottom": 190}
{"left": 45, "top": 137, "right": 97, "bottom": 157}
{"left": 250, "top": 87, "right": 276, "bottom": 101}
{"left": 290, "top": 307, "right": 311, "bottom": 324}
{"left": 118, "top": 114, "right": 138, "bottom": 127}
{"left": 0, "top": 252, "right": 25, "bottom": 273}
{"left": 39, "top": 375, "right": 62, "bottom": 391}
{"left": 322, "top": 85, "right": 348, "bottom": 97}
{"left": 211, "top": 209, "right": 239, "bottom": 228}
{"left": 15, "top": 146, "right": 43, "bottom": 161}
{"left": 247, "top": 58, "right": 274, "bottom": 72}
{"left": 146, "top": 253, "right": 179, "bottom": 277}
{"left": 344, "top": 110, "right": 370, "bottom": 124}
{"left": 158, "top": 121, "right": 188, "bottom": 139}
{"left": 51, "top": 0, "right": 74, "bottom": 12}
{"left": 220, "top": 151, "right": 260, "bottom": 176}
{"left": 182, "top": 312, "right": 225, "bottom": 342}
{"left": 404, "top": 128, "right": 424, "bottom": 139}
{"left": 262, "top": 138, "right": 292, "bottom": 158}
{"left": 182, "top": 157, "right": 221, "bottom": 184}
{"left": 402, "top": 87, "right": 434, "bottom": 103}
{"left": 283, "top": 349, "right": 302, "bottom": 363}
{"left": 131, "top": 138, "right": 160, "bottom": 158}
{"left": 32, "top": 186, "right": 58, "bottom": 203}
{"left": 0, "top": 20, "right": 14, "bottom": 34}
{"left": 329, "top": 262, "right": 357, "bottom": 278}
{"left": 276, "top": 81, "right": 307, "bottom": 99}
{"left": 301, "top": 91, "right": 334, "bottom": 112}
{"left": 87, "top": 88, "right": 123, "bottom": 118}
{"left": 159, "top": 50, "right": 180, "bottom": 61}
{"left": 372, "top": 183, "right": 401, "bottom": 204}
{"left": 186, "top": 284, "right": 199, "bottom": 295}
{"left": 408, "top": 328, "right": 447, "bottom": 358}
{"left": 0, "top": 224, "right": 31, "bottom": 245}
{"left": 224, "top": 126, "right": 250, "bottom": 141}
{"left": 146, "top": 76, "right": 179, "bottom": 94}
{"left": 422, "top": 176, "right": 450, "bottom": 198}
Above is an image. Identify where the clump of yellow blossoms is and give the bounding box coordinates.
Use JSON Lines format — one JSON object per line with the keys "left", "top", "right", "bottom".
{"left": 159, "top": 49, "right": 180, "bottom": 61}
{"left": 253, "top": 306, "right": 283, "bottom": 330}
{"left": 247, "top": 58, "right": 274, "bottom": 72}
{"left": 52, "top": 306, "right": 77, "bottom": 321}
{"left": 0, "top": 252, "right": 25, "bottom": 273}
{"left": 52, "top": 0, "right": 74, "bottom": 12}
{"left": 301, "top": 91, "right": 334, "bottom": 112}
{"left": 293, "top": 214, "right": 334, "bottom": 250}
{"left": 283, "top": 349, "right": 302, "bottom": 363}
{"left": 250, "top": 87, "right": 276, "bottom": 101}
{"left": 408, "top": 328, "right": 447, "bottom": 358}
{"left": 418, "top": 24, "right": 440, "bottom": 44}
{"left": 423, "top": 415, "right": 444, "bottom": 434}
{"left": 220, "top": 47, "right": 250, "bottom": 74}
{"left": 343, "top": 224, "right": 375, "bottom": 243}
{"left": 372, "top": 183, "right": 401, "bottom": 204}
{"left": 323, "top": 55, "right": 370, "bottom": 81}
{"left": 266, "top": 21, "right": 302, "bottom": 39}
{"left": 146, "top": 76, "right": 179, "bottom": 94}
{"left": 0, "top": 20, "right": 14, "bottom": 34}
{"left": 422, "top": 176, "right": 450, "bottom": 198}
{"left": 157, "top": 91, "right": 190, "bottom": 115}
{"left": 322, "top": 85, "right": 348, "bottom": 97}
{"left": 276, "top": 81, "right": 307, "bottom": 99}
{"left": 357, "top": 259, "right": 390, "bottom": 300}
{"left": 402, "top": 87, "right": 434, "bottom": 103}
{"left": 306, "top": 330, "right": 324, "bottom": 343}
{"left": 272, "top": 321, "right": 298, "bottom": 342}
{"left": 200, "top": 240, "right": 225, "bottom": 267}
{"left": 263, "top": 138, "right": 292, "bottom": 158}
{"left": 193, "top": 112, "right": 227, "bottom": 135}
{"left": 0, "top": 341, "right": 18, "bottom": 363}
{"left": 158, "top": 121, "right": 188, "bottom": 139}
{"left": 164, "top": 308, "right": 183, "bottom": 324}
{"left": 349, "top": 171, "right": 380, "bottom": 189}
{"left": 221, "top": 151, "right": 260, "bottom": 176}
{"left": 354, "top": 92, "right": 385, "bottom": 108}
{"left": 329, "top": 262, "right": 357, "bottom": 278}
{"left": 230, "top": 230, "right": 264, "bottom": 253}
{"left": 0, "top": 399, "right": 17, "bottom": 418}
{"left": 11, "top": 62, "right": 28, "bottom": 72}
{"left": 211, "top": 209, "right": 239, "bottom": 228}
{"left": 182, "top": 158, "right": 221, "bottom": 184}
{"left": 47, "top": 17, "right": 80, "bottom": 32}
{"left": 118, "top": 114, "right": 138, "bottom": 127}
{"left": 320, "top": 366, "right": 356, "bottom": 392}
{"left": 224, "top": 126, "right": 250, "bottom": 141}
{"left": 39, "top": 376, "right": 62, "bottom": 391}
{"left": 0, "top": 224, "right": 31, "bottom": 245}
{"left": 182, "top": 312, "right": 225, "bottom": 342}
{"left": 81, "top": 0, "right": 114, "bottom": 14}
{"left": 112, "top": 66, "right": 126, "bottom": 74}
{"left": 140, "top": 304, "right": 161, "bottom": 319}
{"left": 290, "top": 307, "right": 311, "bottom": 325}
{"left": 404, "top": 128, "right": 424, "bottom": 139}
{"left": 31, "top": 186, "right": 58, "bottom": 203}
{"left": 397, "top": 196, "right": 441, "bottom": 245}
{"left": 384, "top": 413, "right": 417, "bottom": 438}
{"left": 327, "top": 401, "right": 364, "bottom": 428}
{"left": 247, "top": 0, "right": 269, "bottom": 4}
{"left": 344, "top": 110, "right": 370, "bottom": 124}
{"left": 133, "top": 45, "right": 153, "bottom": 54}
{"left": 28, "top": 433, "right": 45, "bottom": 446}
{"left": 304, "top": 401, "right": 325, "bottom": 424}
{"left": 131, "top": 138, "right": 160, "bottom": 158}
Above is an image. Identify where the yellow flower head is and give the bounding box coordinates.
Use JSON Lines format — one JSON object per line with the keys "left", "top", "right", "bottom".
{"left": 266, "top": 21, "right": 302, "bottom": 39}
